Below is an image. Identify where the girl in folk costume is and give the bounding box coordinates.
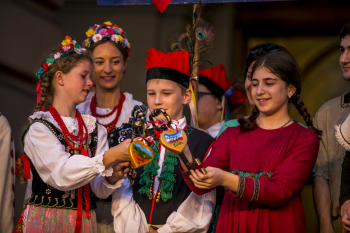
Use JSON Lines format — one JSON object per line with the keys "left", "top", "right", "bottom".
{"left": 181, "top": 51, "right": 322, "bottom": 233}
{"left": 15, "top": 36, "right": 131, "bottom": 233}
{"left": 111, "top": 49, "right": 215, "bottom": 233}
{"left": 76, "top": 22, "right": 142, "bottom": 232}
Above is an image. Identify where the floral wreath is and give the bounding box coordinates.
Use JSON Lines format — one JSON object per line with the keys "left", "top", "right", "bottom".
{"left": 35, "top": 36, "right": 84, "bottom": 111}
{"left": 36, "top": 36, "right": 84, "bottom": 79}
{"left": 82, "top": 21, "right": 130, "bottom": 58}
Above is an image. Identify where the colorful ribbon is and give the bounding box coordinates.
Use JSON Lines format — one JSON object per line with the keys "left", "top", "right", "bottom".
{"left": 75, "top": 148, "right": 90, "bottom": 233}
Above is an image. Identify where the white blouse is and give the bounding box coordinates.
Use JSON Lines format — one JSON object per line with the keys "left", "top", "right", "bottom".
{"left": 23, "top": 111, "right": 124, "bottom": 199}
{"left": 111, "top": 117, "right": 215, "bottom": 233}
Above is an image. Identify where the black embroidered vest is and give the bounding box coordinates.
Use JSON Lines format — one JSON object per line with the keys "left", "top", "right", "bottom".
{"left": 21, "top": 119, "right": 99, "bottom": 210}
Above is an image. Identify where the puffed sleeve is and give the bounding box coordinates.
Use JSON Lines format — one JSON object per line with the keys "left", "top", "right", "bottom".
{"left": 24, "top": 122, "right": 110, "bottom": 191}
{"left": 90, "top": 124, "right": 127, "bottom": 198}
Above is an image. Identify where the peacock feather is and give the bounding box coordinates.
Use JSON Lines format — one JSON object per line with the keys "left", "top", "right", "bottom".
{"left": 165, "top": 1, "right": 215, "bottom": 77}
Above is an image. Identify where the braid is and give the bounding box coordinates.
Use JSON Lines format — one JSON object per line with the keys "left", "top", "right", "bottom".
{"left": 34, "top": 73, "right": 51, "bottom": 112}
{"left": 33, "top": 52, "right": 92, "bottom": 112}
{"left": 291, "top": 93, "right": 322, "bottom": 138}
{"left": 238, "top": 105, "right": 259, "bottom": 131}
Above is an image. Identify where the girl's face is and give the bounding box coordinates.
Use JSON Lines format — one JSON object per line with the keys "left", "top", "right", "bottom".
{"left": 251, "top": 66, "right": 295, "bottom": 117}
{"left": 244, "top": 61, "right": 255, "bottom": 105}
{"left": 92, "top": 42, "right": 127, "bottom": 91}
{"left": 62, "top": 60, "right": 93, "bottom": 105}
{"left": 147, "top": 79, "right": 191, "bottom": 121}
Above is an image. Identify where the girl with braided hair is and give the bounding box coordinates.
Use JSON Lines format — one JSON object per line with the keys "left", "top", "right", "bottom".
{"left": 179, "top": 51, "right": 321, "bottom": 233}
{"left": 15, "top": 36, "right": 131, "bottom": 233}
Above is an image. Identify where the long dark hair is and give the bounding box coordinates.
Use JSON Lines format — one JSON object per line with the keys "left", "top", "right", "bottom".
{"left": 242, "top": 43, "right": 292, "bottom": 80}
{"left": 238, "top": 51, "right": 322, "bottom": 138}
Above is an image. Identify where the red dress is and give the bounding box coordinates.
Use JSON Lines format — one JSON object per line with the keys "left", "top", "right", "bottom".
{"left": 182, "top": 122, "right": 319, "bottom": 233}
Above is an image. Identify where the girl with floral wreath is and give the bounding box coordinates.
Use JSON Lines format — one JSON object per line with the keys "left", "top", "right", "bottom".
{"left": 15, "top": 36, "right": 131, "bottom": 233}
{"left": 76, "top": 21, "right": 143, "bottom": 232}
{"left": 180, "top": 51, "right": 321, "bottom": 233}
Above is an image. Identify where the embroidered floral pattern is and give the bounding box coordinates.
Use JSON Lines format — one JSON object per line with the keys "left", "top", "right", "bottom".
{"left": 15, "top": 205, "right": 97, "bottom": 232}
{"left": 230, "top": 170, "right": 271, "bottom": 201}
{"left": 230, "top": 170, "right": 272, "bottom": 180}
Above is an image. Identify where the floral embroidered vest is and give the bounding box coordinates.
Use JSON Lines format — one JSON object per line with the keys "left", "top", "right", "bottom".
{"left": 21, "top": 119, "right": 99, "bottom": 210}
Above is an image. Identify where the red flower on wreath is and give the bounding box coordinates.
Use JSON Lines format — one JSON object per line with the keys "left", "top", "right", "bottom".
{"left": 126, "top": 48, "right": 130, "bottom": 57}
{"left": 107, "top": 29, "right": 114, "bottom": 35}
{"left": 43, "top": 63, "right": 48, "bottom": 72}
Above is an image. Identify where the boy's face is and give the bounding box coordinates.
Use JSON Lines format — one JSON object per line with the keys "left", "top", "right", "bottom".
{"left": 147, "top": 79, "right": 191, "bottom": 121}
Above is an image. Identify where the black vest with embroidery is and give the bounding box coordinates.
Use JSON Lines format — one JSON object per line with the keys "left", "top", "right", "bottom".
{"left": 107, "top": 123, "right": 133, "bottom": 148}
{"left": 132, "top": 126, "right": 215, "bottom": 225}
{"left": 21, "top": 119, "right": 99, "bottom": 210}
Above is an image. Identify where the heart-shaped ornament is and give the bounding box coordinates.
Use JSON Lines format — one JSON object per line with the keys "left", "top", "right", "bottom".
{"left": 159, "top": 129, "right": 188, "bottom": 154}
{"left": 129, "top": 140, "right": 154, "bottom": 169}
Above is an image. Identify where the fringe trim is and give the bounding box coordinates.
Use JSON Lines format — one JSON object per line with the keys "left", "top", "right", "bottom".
{"left": 335, "top": 125, "right": 350, "bottom": 151}
{"left": 139, "top": 142, "right": 160, "bottom": 199}
{"left": 15, "top": 158, "right": 26, "bottom": 184}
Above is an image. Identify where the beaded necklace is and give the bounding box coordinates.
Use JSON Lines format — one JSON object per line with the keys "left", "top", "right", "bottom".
{"left": 90, "top": 92, "right": 125, "bottom": 133}
{"left": 48, "top": 105, "right": 87, "bottom": 150}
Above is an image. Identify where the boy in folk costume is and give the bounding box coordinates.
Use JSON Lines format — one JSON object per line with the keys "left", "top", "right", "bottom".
{"left": 111, "top": 48, "right": 215, "bottom": 233}
{"left": 198, "top": 64, "right": 245, "bottom": 138}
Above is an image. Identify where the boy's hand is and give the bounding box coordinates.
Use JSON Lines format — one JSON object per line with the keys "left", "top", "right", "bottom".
{"left": 106, "top": 161, "right": 130, "bottom": 184}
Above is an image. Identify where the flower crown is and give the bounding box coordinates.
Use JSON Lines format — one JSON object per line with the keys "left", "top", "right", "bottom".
{"left": 36, "top": 36, "right": 84, "bottom": 79}
{"left": 82, "top": 21, "right": 130, "bottom": 58}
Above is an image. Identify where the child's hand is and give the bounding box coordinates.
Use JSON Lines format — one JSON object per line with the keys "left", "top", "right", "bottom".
{"left": 189, "top": 166, "right": 224, "bottom": 189}
{"left": 106, "top": 161, "right": 130, "bottom": 184}
{"left": 109, "top": 139, "right": 131, "bottom": 162}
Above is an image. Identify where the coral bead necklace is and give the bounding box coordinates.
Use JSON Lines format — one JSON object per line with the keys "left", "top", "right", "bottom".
{"left": 90, "top": 92, "right": 125, "bottom": 133}
{"left": 49, "top": 105, "right": 88, "bottom": 150}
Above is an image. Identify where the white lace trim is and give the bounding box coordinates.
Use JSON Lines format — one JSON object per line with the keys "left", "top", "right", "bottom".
{"left": 91, "top": 153, "right": 108, "bottom": 176}
{"left": 29, "top": 111, "right": 96, "bottom": 134}
{"left": 101, "top": 175, "right": 126, "bottom": 189}
{"left": 101, "top": 167, "right": 113, "bottom": 177}
{"left": 335, "top": 124, "right": 350, "bottom": 151}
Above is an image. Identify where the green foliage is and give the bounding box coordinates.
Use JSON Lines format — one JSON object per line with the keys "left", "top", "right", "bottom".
{"left": 133, "top": 144, "right": 152, "bottom": 159}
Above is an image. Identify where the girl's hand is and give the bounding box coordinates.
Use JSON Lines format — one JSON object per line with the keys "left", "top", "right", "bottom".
{"left": 106, "top": 161, "right": 130, "bottom": 184}
{"left": 109, "top": 139, "right": 131, "bottom": 162}
{"left": 189, "top": 166, "right": 225, "bottom": 189}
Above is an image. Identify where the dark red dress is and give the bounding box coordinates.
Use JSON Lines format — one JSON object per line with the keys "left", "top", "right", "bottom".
{"left": 182, "top": 122, "right": 319, "bottom": 233}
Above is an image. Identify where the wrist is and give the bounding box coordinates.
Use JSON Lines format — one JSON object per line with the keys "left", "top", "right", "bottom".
{"left": 221, "top": 172, "right": 239, "bottom": 192}
{"left": 106, "top": 175, "right": 120, "bottom": 185}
